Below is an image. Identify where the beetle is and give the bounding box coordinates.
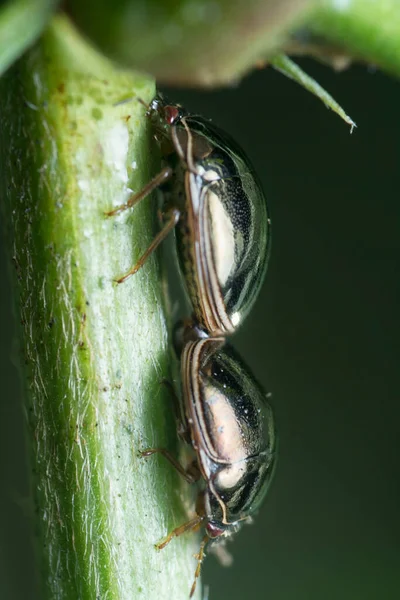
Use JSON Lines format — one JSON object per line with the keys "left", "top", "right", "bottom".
{"left": 107, "top": 94, "right": 271, "bottom": 336}
{"left": 141, "top": 327, "right": 277, "bottom": 597}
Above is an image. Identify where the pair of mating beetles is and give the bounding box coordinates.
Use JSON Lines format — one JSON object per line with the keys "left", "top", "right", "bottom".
{"left": 107, "top": 94, "right": 277, "bottom": 597}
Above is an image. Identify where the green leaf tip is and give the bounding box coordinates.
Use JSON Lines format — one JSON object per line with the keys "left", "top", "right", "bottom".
{"left": 272, "top": 54, "right": 356, "bottom": 132}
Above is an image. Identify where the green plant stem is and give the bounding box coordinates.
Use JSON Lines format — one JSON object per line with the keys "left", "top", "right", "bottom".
{"left": 0, "top": 14, "right": 200, "bottom": 600}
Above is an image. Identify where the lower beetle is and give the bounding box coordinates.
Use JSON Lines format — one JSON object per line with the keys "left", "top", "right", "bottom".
{"left": 141, "top": 328, "right": 277, "bottom": 597}
{"left": 107, "top": 94, "right": 271, "bottom": 337}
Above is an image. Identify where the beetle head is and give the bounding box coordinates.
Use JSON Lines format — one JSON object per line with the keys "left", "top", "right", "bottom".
{"left": 206, "top": 518, "right": 241, "bottom": 541}
{"left": 148, "top": 93, "right": 185, "bottom": 129}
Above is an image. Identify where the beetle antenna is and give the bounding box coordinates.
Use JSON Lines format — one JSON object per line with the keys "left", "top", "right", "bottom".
{"left": 137, "top": 97, "right": 149, "bottom": 109}
{"left": 112, "top": 96, "right": 150, "bottom": 109}
{"left": 190, "top": 534, "right": 208, "bottom": 598}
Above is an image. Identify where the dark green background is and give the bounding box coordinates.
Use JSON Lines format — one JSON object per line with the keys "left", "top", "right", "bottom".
{"left": 1, "top": 61, "right": 399, "bottom": 599}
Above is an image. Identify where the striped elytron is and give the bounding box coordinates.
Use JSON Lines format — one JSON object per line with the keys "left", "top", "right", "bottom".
{"left": 107, "top": 94, "right": 270, "bottom": 336}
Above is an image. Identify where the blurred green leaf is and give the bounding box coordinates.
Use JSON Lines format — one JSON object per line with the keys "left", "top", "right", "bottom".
{"left": 66, "top": 0, "right": 317, "bottom": 86}
{"left": 0, "top": 0, "right": 59, "bottom": 76}
{"left": 307, "top": 0, "right": 400, "bottom": 77}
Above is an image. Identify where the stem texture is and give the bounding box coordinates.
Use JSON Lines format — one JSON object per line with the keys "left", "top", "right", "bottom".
{"left": 0, "top": 15, "right": 200, "bottom": 600}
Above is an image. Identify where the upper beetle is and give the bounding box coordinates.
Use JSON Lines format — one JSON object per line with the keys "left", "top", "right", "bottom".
{"left": 107, "top": 94, "right": 271, "bottom": 336}
{"left": 141, "top": 327, "right": 277, "bottom": 597}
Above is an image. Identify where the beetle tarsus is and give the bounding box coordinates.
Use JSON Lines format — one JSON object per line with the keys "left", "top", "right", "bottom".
{"left": 190, "top": 535, "right": 208, "bottom": 598}
{"left": 105, "top": 166, "right": 173, "bottom": 217}
{"left": 156, "top": 515, "right": 205, "bottom": 551}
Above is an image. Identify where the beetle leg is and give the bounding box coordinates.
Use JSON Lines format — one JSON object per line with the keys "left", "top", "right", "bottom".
{"left": 159, "top": 378, "right": 191, "bottom": 443}
{"left": 160, "top": 378, "right": 181, "bottom": 413}
{"left": 190, "top": 534, "right": 209, "bottom": 598}
{"left": 105, "top": 166, "right": 173, "bottom": 216}
{"left": 139, "top": 448, "right": 201, "bottom": 484}
{"left": 115, "top": 207, "right": 180, "bottom": 283}
{"left": 155, "top": 514, "right": 205, "bottom": 550}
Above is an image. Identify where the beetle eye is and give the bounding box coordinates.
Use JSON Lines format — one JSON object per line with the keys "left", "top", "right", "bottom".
{"left": 163, "top": 105, "right": 180, "bottom": 125}
{"left": 206, "top": 521, "right": 226, "bottom": 539}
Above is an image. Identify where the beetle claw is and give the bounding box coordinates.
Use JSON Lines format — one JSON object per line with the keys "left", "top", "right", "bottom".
{"left": 155, "top": 538, "right": 170, "bottom": 550}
